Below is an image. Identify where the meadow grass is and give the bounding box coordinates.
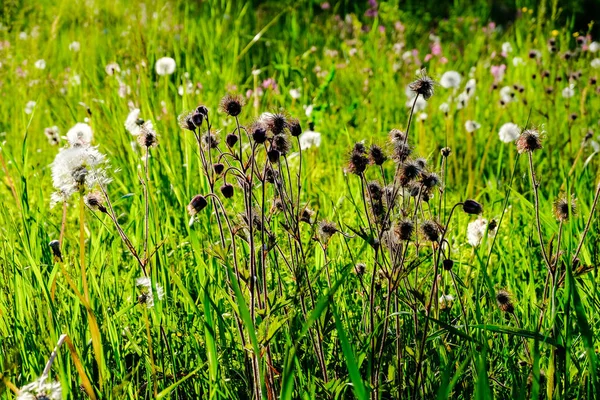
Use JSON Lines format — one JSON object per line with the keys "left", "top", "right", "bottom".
{"left": 0, "top": 0, "right": 599, "bottom": 399}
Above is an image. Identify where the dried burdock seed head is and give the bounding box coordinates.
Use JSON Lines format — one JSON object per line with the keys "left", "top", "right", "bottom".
{"left": 219, "top": 94, "right": 244, "bottom": 117}
{"left": 288, "top": 118, "right": 302, "bottom": 137}
{"left": 178, "top": 111, "right": 197, "bottom": 131}
{"left": 251, "top": 123, "right": 268, "bottom": 144}
{"left": 354, "top": 263, "right": 366, "bottom": 276}
{"left": 84, "top": 191, "right": 107, "bottom": 213}
{"left": 264, "top": 167, "right": 279, "bottom": 184}
{"left": 462, "top": 199, "right": 483, "bottom": 215}
{"left": 348, "top": 145, "right": 369, "bottom": 175}
{"left": 553, "top": 197, "right": 576, "bottom": 222}
{"left": 367, "top": 181, "right": 383, "bottom": 200}
{"left": 353, "top": 142, "right": 367, "bottom": 154}
{"left": 441, "top": 147, "right": 452, "bottom": 157}
{"left": 271, "top": 197, "right": 284, "bottom": 213}
{"left": 393, "top": 142, "right": 412, "bottom": 163}
{"left": 49, "top": 239, "right": 62, "bottom": 261}
{"left": 443, "top": 259, "right": 453, "bottom": 271}
{"left": 226, "top": 133, "right": 238, "bottom": 148}
{"left": 409, "top": 69, "right": 436, "bottom": 100}
{"left": 488, "top": 219, "right": 498, "bottom": 231}
{"left": 496, "top": 289, "right": 514, "bottom": 313}
{"left": 300, "top": 207, "right": 315, "bottom": 224}
{"left": 213, "top": 163, "right": 225, "bottom": 175}
{"left": 202, "top": 132, "right": 220, "bottom": 149}
{"left": 516, "top": 129, "right": 543, "bottom": 153}
{"left": 187, "top": 195, "right": 208, "bottom": 216}
{"left": 273, "top": 134, "right": 291, "bottom": 155}
{"left": 421, "top": 220, "right": 440, "bottom": 242}
{"left": 415, "top": 157, "right": 427, "bottom": 169}
{"left": 389, "top": 129, "right": 406, "bottom": 144}
{"left": 395, "top": 219, "right": 414, "bottom": 241}
{"left": 421, "top": 172, "right": 440, "bottom": 188}
{"left": 318, "top": 220, "right": 338, "bottom": 242}
{"left": 191, "top": 112, "right": 204, "bottom": 127}
{"left": 399, "top": 160, "right": 422, "bottom": 185}
{"left": 264, "top": 112, "right": 288, "bottom": 135}
{"left": 196, "top": 105, "right": 209, "bottom": 116}
{"left": 220, "top": 183, "right": 234, "bottom": 199}
{"left": 268, "top": 149, "right": 281, "bottom": 163}
{"left": 369, "top": 144, "right": 387, "bottom": 165}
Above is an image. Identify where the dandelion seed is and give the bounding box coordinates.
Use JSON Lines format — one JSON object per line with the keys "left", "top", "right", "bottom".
{"left": 299, "top": 130, "right": 321, "bottom": 150}
{"left": 66, "top": 122, "right": 93, "bottom": 146}
{"left": 34, "top": 59, "right": 46, "bottom": 69}
{"left": 440, "top": 71, "right": 462, "bottom": 89}
{"left": 44, "top": 126, "right": 60, "bottom": 145}
{"left": 439, "top": 102, "right": 450, "bottom": 114}
{"left": 498, "top": 122, "right": 520, "bottom": 143}
{"left": 136, "top": 277, "right": 165, "bottom": 308}
{"left": 17, "top": 377, "right": 62, "bottom": 400}
{"left": 455, "top": 92, "right": 469, "bottom": 109}
{"left": 465, "top": 120, "right": 481, "bottom": 133}
{"left": 155, "top": 57, "right": 176, "bottom": 76}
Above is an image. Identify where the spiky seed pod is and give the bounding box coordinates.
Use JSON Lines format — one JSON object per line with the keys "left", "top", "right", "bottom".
{"left": 288, "top": 118, "right": 302, "bottom": 137}
{"left": 443, "top": 259, "right": 454, "bottom": 271}
{"left": 367, "top": 181, "right": 383, "bottom": 201}
{"left": 353, "top": 142, "right": 367, "bottom": 154}
{"left": 251, "top": 124, "right": 268, "bottom": 144}
{"left": 393, "top": 142, "right": 412, "bottom": 163}
{"left": 300, "top": 207, "right": 315, "bottom": 224}
{"left": 421, "top": 220, "right": 440, "bottom": 242}
{"left": 516, "top": 129, "right": 543, "bottom": 153}
{"left": 220, "top": 183, "right": 234, "bottom": 198}
{"left": 399, "top": 160, "right": 422, "bottom": 186}
{"left": 178, "top": 111, "right": 197, "bottom": 131}
{"left": 369, "top": 145, "right": 387, "bottom": 165}
{"left": 267, "top": 149, "right": 280, "bottom": 163}
{"left": 202, "top": 132, "right": 220, "bottom": 149}
{"left": 273, "top": 134, "right": 291, "bottom": 155}
{"left": 441, "top": 147, "right": 452, "bottom": 157}
{"left": 553, "top": 197, "right": 576, "bottom": 222}
{"left": 496, "top": 290, "right": 514, "bottom": 313}
{"left": 191, "top": 112, "right": 204, "bottom": 127}
{"left": 389, "top": 129, "right": 406, "bottom": 144}
{"left": 395, "top": 219, "right": 414, "bottom": 241}
{"left": 187, "top": 195, "right": 208, "bottom": 216}
{"left": 488, "top": 219, "right": 498, "bottom": 231}
{"left": 354, "top": 263, "right": 366, "bottom": 276}
{"left": 271, "top": 198, "right": 284, "bottom": 213}
{"left": 348, "top": 147, "right": 369, "bottom": 175}
{"left": 84, "top": 191, "right": 107, "bottom": 213}
{"left": 49, "top": 240, "right": 63, "bottom": 261}
{"left": 219, "top": 94, "right": 244, "bottom": 117}
{"left": 463, "top": 199, "right": 483, "bottom": 215}
{"left": 226, "top": 133, "right": 238, "bottom": 148}
{"left": 213, "top": 163, "right": 225, "bottom": 175}
{"left": 421, "top": 172, "right": 440, "bottom": 188}
{"left": 318, "top": 220, "right": 338, "bottom": 242}
{"left": 265, "top": 113, "right": 288, "bottom": 135}
{"left": 414, "top": 157, "right": 427, "bottom": 169}
{"left": 409, "top": 69, "right": 436, "bottom": 100}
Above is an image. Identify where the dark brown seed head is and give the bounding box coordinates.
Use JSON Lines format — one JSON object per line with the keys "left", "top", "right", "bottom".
{"left": 49, "top": 239, "right": 62, "bottom": 260}
{"left": 251, "top": 123, "right": 268, "bottom": 144}
{"left": 389, "top": 129, "right": 406, "bottom": 144}
{"left": 226, "top": 133, "right": 238, "bottom": 148}
{"left": 369, "top": 144, "right": 387, "bottom": 165}
{"left": 318, "top": 220, "right": 338, "bottom": 242}
{"left": 441, "top": 147, "right": 452, "bottom": 157}
{"left": 300, "top": 207, "right": 315, "bottom": 224}
{"left": 220, "top": 183, "right": 234, "bottom": 198}
{"left": 421, "top": 172, "right": 440, "bottom": 188}
{"left": 395, "top": 219, "right": 414, "bottom": 241}
{"left": 354, "top": 263, "right": 366, "bottom": 276}
{"left": 273, "top": 134, "right": 291, "bottom": 155}
{"left": 265, "top": 113, "right": 288, "bottom": 135}
{"left": 553, "top": 197, "right": 576, "bottom": 222}
{"left": 421, "top": 220, "right": 440, "bottom": 242}
{"left": 516, "top": 129, "right": 543, "bottom": 153}
{"left": 367, "top": 181, "right": 383, "bottom": 201}
{"left": 400, "top": 160, "right": 422, "bottom": 186}
{"left": 496, "top": 290, "right": 514, "bottom": 313}
{"left": 178, "top": 111, "right": 197, "bottom": 131}
{"left": 213, "top": 163, "right": 225, "bottom": 175}
{"left": 409, "top": 69, "right": 436, "bottom": 100}
{"left": 219, "top": 94, "right": 244, "bottom": 117}
{"left": 267, "top": 149, "right": 280, "bottom": 163}
{"left": 288, "top": 118, "right": 302, "bottom": 137}
{"left": 187, "top": 195, "right": 208, "bottom": 216}
{"left": 202, "top": 132, "right": 220, "bottom": 149}
{"left": 348, "top": 146, "right": 369, "bottom": 175}
{"left": 196, "top": 105, "right": 209, "bottom": 116}
{"left": 393, "top": 142, "right": 412, "bottom": 163}
{"left": 463, "top": 199, "right": 483, "bottom": 215}
{"left": 443, "top": 259, "right": 453, "bottom": 271}
{"left": 84, "top": 191, "right": 107, "bottom": 213}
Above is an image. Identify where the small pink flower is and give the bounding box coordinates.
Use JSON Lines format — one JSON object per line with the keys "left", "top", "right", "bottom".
{"left": 440, "top": 57, "right": 448, "bottom": 64}
{"left": 320, "top": 2, "right": 330, "bottom": 9}
{"left": 394, "top": 21, "right": 405, "bottom": 32}
{"left": 490, "top": 64, "right": 506, "bottom": 82}
{"left": 246, "top": 89, "right": 253, "bottom": 98}
{"left": 412, "top": 49, "right": 419, "bottom": 56}
{"left": 378, "top": 25, "right": 385, "bottom": 33}
{"left": 431, "top": 42, "right": 442, "bottom": 56}
{"left": 424, "top": 54, "right": 433, "bottom": 62}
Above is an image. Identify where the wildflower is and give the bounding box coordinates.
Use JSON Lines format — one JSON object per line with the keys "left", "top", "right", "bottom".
{"left": 439, "top": 294, "right": 454, "bottom": 311}
{"left": 34, "top": 59, "right": 46, "bottom": 69}
{"left": 25, "top": 101, "right": 36, "bottom": 114}
{"left": 490, "top": 64, "right": 506, "bottom": 82}
{"left": 220, "top": 183, "right": 234, "bottom": 198}
{"left": 590, "top": 42, "right": 600, "bottom": 53}
{"left": 516, "top": 129, "right": 543, "bottom": 153}
{"left": 66, "top": 122, "right": 93, "bottom": 146}
{"left": 496, "top": 289, "right": 514, "bottom": 313}
{"left": 69, "top": 41, "right": 80, "bottom": 51}
{"left": 498, "top": 122, "right": 520, "bottom": 143}
{"left": 17, "top": 377, "right": 62, "bottom": 400}
{"left": 562, "top": 84, "right": 575, "bottom": 98}
{"left": 553, "top": 197, "right": 576, "bottom": 222}
{"left": 590, "top": 58, "right": 600, "bottom": 69}
{"left": 409, "top": 69, "right": 435, "bottom": 100}
{"left": 289, "top": 88, "right": 301, "bottom": 99}
{"left": 512, "top": 57, "right": 524, "bottom": 67}
{"left": 177, "top": 110, "right": 199, "bottom": 131}
{"left": 467, "top": 217, "right": 493, "bottom": 246}
{"left": 421, "top": 220, "right": 440, "bottom": 242}
{"left": 299, "top": 130, "right": 321, "bottom": 150}
{"left": 44, "top": 126, "right": 60, "bottom": 145}
{"left": 155, "top": 57, "right": 176, "bottom": 75}
{"left": 105, "top": 62, "right": 120, "bottom": 76}
{"left": 418, "top": 113, "right": 428, "bottom": 121}
{"left": 187, "top": 195, "right": 208, "bottom": 216}
{"left": 465, "top": 120, "right": 481, "bottom": 133}
{"left": 440, "top": 71, "right": 462, "bottom": 89}
{"left": 84, "top": 191, "right": 107, "bottom": 213}
{"left": 219, "top": 94, "right": 244, "bottom": 117}
{"left": 318, "top": 220, "right": 338, "bottom": 242}
{"left": 439, "top": 102, "right": 450, "bottom": 115}
{"left": 136, "top": 276, "right": 165, "bottom": 308}
{"left": 395, "top": 219, "right": 414, "bottom": 241}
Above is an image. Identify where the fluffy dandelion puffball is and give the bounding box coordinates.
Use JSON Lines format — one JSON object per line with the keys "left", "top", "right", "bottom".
{"left": 155, "top": 57, "right": 176, "bottom": 76}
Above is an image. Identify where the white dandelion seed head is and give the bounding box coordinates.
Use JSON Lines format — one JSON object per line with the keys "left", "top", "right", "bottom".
{"left": 155, "top": 57, "right": 176, "bottom": 76}
{"left": 512, "top": 57, "right": 524, "bottom": 67}
{"left": 465, "top": 78, "right": 476, "bottom": 97}
{"left": 455, "top": 91, "right": 469, "bottom": 109}
{"left": 17, "top": 377, "right": 62, "bottom": 400}
{"left": 44, "top": 126, "right": 60, "bottom": 146}
{"left": 465, "top": 120, "right": 481, "bottom": 133}
{"left": 25, "top": 101, "right": 36, "bottom": 114}
{"left": 299, "top": 130, "right": 321, "bottom": 150}
{"left": 439, "top": 102, "right": 450, "bottom": 114}
{"left": 406, "top": 95, "right": 427, "bottom": 112}
{"left": 440, "top": 71, "right": 462, "bottom": 89}
{"left": 124, "top": 108, "right": 153, "bottom": 136}
{"left": 66, "top": 122, "right": 93, "bottom": 146}
{"left": 562, "top": 84, "right": 575, "bottom": 98}
{"left": 589, "top": 42, "right": 600, "bottom": 53}
{"left": 34, "top": 59, "right": 46, "bottom": 69}
{"left": 105, "top": 62, "right": 121, "bottom": 76}
{"left": 289, "top": 88, "right": 301, "bottom": 99}
{"left": 591, "top": 58, "right": 600, "bottom": 69}
{"left": 69, "top": 41, "right": 80, "bottom": 52}
{"left": 467, "top": 217, "right": 496, "bottom": 247}
{"left": 501, "top": 42, "right": 513, "bottom": 54}
{"left": 418, "top": 112, "right": 428, "bottom": 121}
{"left": 498, "top": 122, "right": 521, "bottom": 143}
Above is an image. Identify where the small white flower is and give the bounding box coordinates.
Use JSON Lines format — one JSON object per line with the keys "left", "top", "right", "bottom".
{"left": 439, "top": 102, "right": 450, "bottom": 114}
{"left": 591, "top": 58, "right": 600, "bottom": 69}
{"left": 17, "top": 377, "right": 62, "bottom": 400}
{"left": 304, "top": 104, "right": 314, "bottom": 117}
{"left": 25, "top": 101, "right": 36, "bottom": 114}
{"left": 498, "top": 122, "right": 520, "bottom": 143}
{"left": 105, "top": 62, "right": 120, "bottom": 76}
{"left": 155, "top": 57, "right": 176, "bottom": 76}
{"left": 136, "top": 276, "right": 165, "bottom": 308}
{"left": 440, "top": 71, "right": 462, "bottom": 89}
{"left": 299, "top": 130, "right": 321, "bottom": 150}
{"left": 289, "top": 88, "right": 301, "bottom": 99}
{"left": 125, "top": 108, "right": 153, "bottom": 136}
{"left": 44, "top": 126, "right": 60, "bottom": 145}
{"left": 512, "top": 57, "right": 524, "bottom": 67}
{"left": 252, "top": 69, "right": 261, "bottom": 76}
{"left": 501, "top": 42, "right": 513, "bottom": 54}
{"left": 34, "top": 59, "right": 46, "bottom": 69}
{"left": 562, "top": 84, "right": 575, "bottom": 98}
{"left": 465, "top": 78, "right": 476, "bottom": 97}
{"left": 499, "top": 86, "right": 513, "bottom": 104}
{"left": 69, "top": 41, "right": 80, "bottom": 52}
{"left": 455, "top": 92, "right": 469, "bottom": 109}
{"left": 590, "top": 41, "right": 600, "bottom": 53}
{"left": 418, "top": 112, "right": 428, "bottom": 121}
{"left": 66, "top": 123, "right": 93, "bottom": 146}
{"left": 465, "top": 120, "right": 481, "bottom": 133}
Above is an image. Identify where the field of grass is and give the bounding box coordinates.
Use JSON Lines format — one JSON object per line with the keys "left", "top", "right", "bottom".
{"left": 1, "top": 0, "right": 600, "bottom": 399}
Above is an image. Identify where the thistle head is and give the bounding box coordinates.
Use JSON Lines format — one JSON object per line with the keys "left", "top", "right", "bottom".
{"left": 219, "top": 94, "right": 244, "bottom": 117}
{"left": 409, "top": 69, "right": 436, "bottom": 100}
